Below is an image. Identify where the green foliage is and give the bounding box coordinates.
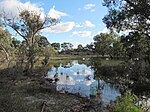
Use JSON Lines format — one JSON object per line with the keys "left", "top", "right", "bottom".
{"left": 93, "top": 32, "right": 116, "bottom": 56}
{"left": 51, "top": 42, "right": 60, "bottom": 52}
{"left": 12, "top": 37, "right": 21, "bottom": 48}
{"left": 1, "top": 9, "right": 57, "bottom": 74}
{"left": 85, "top": 43, "right": 94, "bottom": 52}
{"left": 61, "top": 42, "right": 73, "bottom": 54}
{"left": 37, "top": 36, "right": 50, "bottom": 47}
{"left": 0, "top": 28, "right": 11, "bottom": 45}
{"left": 0, "top": 28, "right": 12, "bottom": 60}
{"left": 115, "top": 92, "right": 142, "bottom": 112}
{"left": 111, "top": 38, "right": 124, "bottom": 58}
{"left": 61, "top": 42, "right": 73, "bottom": 51}
{"left": 103, "top": 0, "right": 150, "bottom": 65}
{"left": 103, "top": 0, "right": 150, "bottom": 32}
{"left": 77, "top": 44, "right": 84, "bottom": 52}
{"left": 41, "top": 45, "right": 56, "bottom": 58}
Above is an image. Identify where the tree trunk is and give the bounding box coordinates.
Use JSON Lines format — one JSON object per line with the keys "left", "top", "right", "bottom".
{"left": 24, "top": 35, "right": 35, "bottom": 76}
{"left": 147, "top": 54, "right": 150, "bottom": 66}
{"left": 144, "top": 53, "right": 150, "bottom": 66}
{"left": 0, "top": 43, "right": 10, "bottom": 61}
{"left": 97, "top": 80, "right": 101, "bottom": 96}
{"left": 24, "top": 45, "right": 34, "bottom": 75}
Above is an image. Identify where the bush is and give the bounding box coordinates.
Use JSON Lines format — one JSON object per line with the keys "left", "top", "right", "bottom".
{"left": 115, "top": 92, "right": 142, "bottom": 112}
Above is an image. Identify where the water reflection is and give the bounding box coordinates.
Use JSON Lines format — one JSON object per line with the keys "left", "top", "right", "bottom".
{"left": 47, "top": 60, "right": 121, "bottom": 105}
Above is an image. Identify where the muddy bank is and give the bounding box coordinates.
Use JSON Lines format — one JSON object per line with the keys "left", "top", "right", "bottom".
{"left": 0, "top": 73, "right": 114, "bottom": 112}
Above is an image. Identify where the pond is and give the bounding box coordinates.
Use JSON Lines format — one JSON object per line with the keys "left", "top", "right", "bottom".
{"left": 47, "top": 60, "right": 121, "bottom": 106}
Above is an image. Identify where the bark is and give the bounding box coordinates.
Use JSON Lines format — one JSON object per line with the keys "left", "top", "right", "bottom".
{"left": 24, "top": 34, "right": 35, "bottom": 75}
{"left": 0, "top": 43, "right": 10, "bottom": 61}
{"left": 25, "top": 45, "right": 35, "bottom": 75}
{"left": 97, "top": 80, "right": 101, "bottom": 96}
{"left": 147, "top": 54, "right": 150, "bottom": 66}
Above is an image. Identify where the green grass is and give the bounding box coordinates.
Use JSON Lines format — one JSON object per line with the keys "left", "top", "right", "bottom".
{"left": 48, "top": 55, "right": 123, "bottom": 67}
{"left": 101, "top": 59, "right": 123, "bottom": 66}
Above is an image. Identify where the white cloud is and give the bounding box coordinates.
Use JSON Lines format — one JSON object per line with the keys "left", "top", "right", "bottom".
{"left": 43, "top": 22, "right": 75, "bottom": 33}
{"left": 84, "top": 4, "right": 96, "bottom": 12}
{"left": 92, "top": 28, "right": 110, "bottom": 38}
{"left": 90, "top": 9, "right": 95, "bottom": 12}
{"left": 0, "top": 0, "right": 68, "bottom": 20}
{"left": 72, "top": 31, "right": 92, "bottom": 37}
{"left": 84, "top": 20, "right": 95, "bottom": 27}
{"left": 0, "top": 0, "right": 44, "bottom": 18}
{"left": 84, "top": 4, "right": 95, "bottom": 10}
{"left": 75, "top": 21, "right": 95, "bottom": 28}
{"left": 0, "top": 0, "right": 75, "bottom": 33}
{"left": 48, "top": 6, "right": 68, "bottom": 19}
{"left": 99, "top": 27, "right": 110, "bottom": 33}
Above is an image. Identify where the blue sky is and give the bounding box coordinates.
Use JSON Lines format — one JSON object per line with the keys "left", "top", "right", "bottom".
{"left": 0, "top": 0, "right": 108, "bottom": 48}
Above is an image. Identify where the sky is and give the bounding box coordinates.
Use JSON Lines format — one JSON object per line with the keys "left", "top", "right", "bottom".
{"left": 0, "top": 0, "right": 109, "bottom": 48}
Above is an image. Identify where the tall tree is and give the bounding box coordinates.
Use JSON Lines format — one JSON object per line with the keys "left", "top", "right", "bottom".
{"left": 1, "top": 10, "right": 57, "bottom": 74}
{"left": 103, "top": 0, "right": 150, "bottom": 64}
{"left": 51, "top": 42, "right": 60, "bottom": 52}
{"left": 93, "top": 32, "right": 115, "bottom": 56}
{"left": 77, "top": 44, "right": 84, "bottom": 52}
{"left": 103, "top": 0, "right": 150, "bottom": 32}
{"left": 120, "top": 32, "right": 150, "bottom": 62}
{"left": 61, "top": 42, "right": 73, "bottom": 51}
{"left": 85, "top": 43, "right": 94, "bottom": 52}
{"left": 37, "top": 35, "right": 50, "bottom": 47}
{"left": 110, "top": 36, "right": 125, "bottom": 58}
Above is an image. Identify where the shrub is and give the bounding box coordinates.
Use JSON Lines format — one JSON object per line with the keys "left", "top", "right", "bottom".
{"left": 115, "top": 92, "right": 142, "bottom": 112}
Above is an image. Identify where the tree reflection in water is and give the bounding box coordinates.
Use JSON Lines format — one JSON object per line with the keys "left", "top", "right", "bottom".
{"left": 47, "top": 60, "right": 121, "bottom": 107}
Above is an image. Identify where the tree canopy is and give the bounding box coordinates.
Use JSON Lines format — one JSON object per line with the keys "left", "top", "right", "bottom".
{"left": 94, "top": 32, "right": 116, "bottom": 56}
{"left": 103, "top": 0, "right": 150, "bottom": 33}
{"left": 51, "top": 42, "right": 60, "bottom": 52}
{"left": 61, "top": 42, "right": 73, "bottom": 51}
{"left": 103, "top": 0, "right": 150, "bottom": 64}
{"left": 0, "top": 10, "right": 57, "bottom": 74}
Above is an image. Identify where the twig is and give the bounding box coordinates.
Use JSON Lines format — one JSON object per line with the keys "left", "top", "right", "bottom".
{"left": 41, "top": 101, "right": 46, "bottom": 112}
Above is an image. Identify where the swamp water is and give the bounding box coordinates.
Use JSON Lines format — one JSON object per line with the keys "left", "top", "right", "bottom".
{"left": 47, "top": 60, "right": 121, "bottom": 106}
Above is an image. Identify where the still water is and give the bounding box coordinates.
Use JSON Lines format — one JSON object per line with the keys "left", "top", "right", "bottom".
{"left": 47, "top": 60, "right": 121, "bottom": 106}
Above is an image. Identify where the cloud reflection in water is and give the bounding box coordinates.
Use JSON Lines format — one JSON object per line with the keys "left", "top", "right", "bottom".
{"left": 47, "top": 60, "right": 121, "bottom": 105}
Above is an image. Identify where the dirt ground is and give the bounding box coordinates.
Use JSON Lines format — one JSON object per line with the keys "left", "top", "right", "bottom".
{"left": 0, "top": 73, "right": 111, "bottom": 112}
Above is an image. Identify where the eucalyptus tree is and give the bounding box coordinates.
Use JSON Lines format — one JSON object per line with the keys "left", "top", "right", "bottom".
{"left": 61, "top": 42, "right": 73, "bottom": 54}
{"left": 93, "top": 32, "right": 115, "bottom": 57}
{"left": 37, "top": 36, "right": 50, "bottom": 47}
{"left": 51, "top": 42, "right": 60, "bottom": 52}
{"left": 0, "top": 10, "right": 57, "bottom": 74}
{"left": 103, "top": 0, "right": 150, "bottom": 64}
{"left": 37, "top": 35, "right": 56, "bottom": 67}
{"left": 77, "top": 44, "right": 84, "bottom": 52}
{"left": 0, "top": 27, "right": 12, "bottom": 61}
{"left": 103, "top": 0, "right": 150, "bottom": 32}
{"left": 85, "top": 43, "right": 94, "bottom": 52}
{"left": 110, "top": 36, "right": 125, "bottom": 59}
